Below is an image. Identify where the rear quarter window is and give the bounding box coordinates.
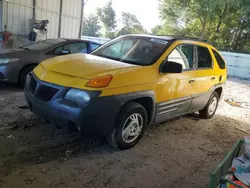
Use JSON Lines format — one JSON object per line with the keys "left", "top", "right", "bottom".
{"left": 197, "top": 46, "right": 212, "bottom": 68}
{"left": 90, "top": 43, "right": 101, "bottom": 51}
{"left": 212, "top": 50, "right": 226, "bottom": 69}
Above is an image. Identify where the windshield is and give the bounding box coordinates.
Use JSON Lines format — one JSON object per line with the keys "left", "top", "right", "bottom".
{"left": 20, "top": 39, "right": 66, "bottom": 51}
{"left": 91, "top": 37, "right": 169, "bottom": 66}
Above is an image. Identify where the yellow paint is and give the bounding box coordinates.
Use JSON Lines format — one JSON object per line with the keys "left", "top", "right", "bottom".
{"left": 33, "top": 38, "right": 227, "bottom": 103}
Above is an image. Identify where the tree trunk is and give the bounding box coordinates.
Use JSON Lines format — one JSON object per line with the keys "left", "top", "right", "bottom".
{"left": 231, "top": 24, "right": 244, "bottom": 52}
{"left": 213, "top": 4, "right": 228, "bottom": 41}
{"left": 216, "top": 4, "right": 228, "bottom": 33}
{"left": 200, "top": 17, "right": 207, "bottom": 39}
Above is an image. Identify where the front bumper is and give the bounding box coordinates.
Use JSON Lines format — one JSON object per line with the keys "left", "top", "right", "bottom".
{"left": 24, "top": 73, "right": 122, "bottom": 135}
{"left": 0, "top": 64, "right": 19, "bottom": 83}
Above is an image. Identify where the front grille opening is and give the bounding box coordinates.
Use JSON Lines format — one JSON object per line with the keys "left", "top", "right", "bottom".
{"left": 45, "top": 118, "right": 51, "bottom": 124}
{"left": 56, "top": 124, "right": 62, "bottom": 129}
{"left": 68, "top": 121, "right": 80, "bottom": 132}
{"left": 36, "top": 85, "right": 58, "bottom": 102}
{"left": 30, "top": 77, "right": 37, "bottom": 93}
{"left": 0, "top": 73, "right": 5, "bottom": 80}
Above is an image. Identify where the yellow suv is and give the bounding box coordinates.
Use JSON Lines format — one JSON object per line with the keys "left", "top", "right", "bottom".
{"left": 24, "top": 35, "right": 227, "bottom": 149}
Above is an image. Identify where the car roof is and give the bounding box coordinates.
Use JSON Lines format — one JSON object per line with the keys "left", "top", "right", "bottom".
{"left": 61, "top": 38, "right": 102, "bottom": 44}
{"left": 122, "top": 34, "right": 209, "bottom": 44}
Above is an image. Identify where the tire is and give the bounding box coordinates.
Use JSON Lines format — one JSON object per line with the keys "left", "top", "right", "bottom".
{"left": 107, "top": 102, "right": 148, "bottom": 150}
{"left": 19, "top": 65, "right": 36, "bottom": 88}
{"left": 199, "top": 92, "right": 219, "bottom": 119}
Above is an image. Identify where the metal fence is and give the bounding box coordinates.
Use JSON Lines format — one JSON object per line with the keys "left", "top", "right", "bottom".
{"left": 220, "top": 51, "right": 250, "bottom": 80}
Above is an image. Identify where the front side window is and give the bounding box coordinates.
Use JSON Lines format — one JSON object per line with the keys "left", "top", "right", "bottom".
{"left": 90, "top": 43, "right": 101, "bottom": 51}
{"left": 212, "top": 49, "right": 225, "bottom": 69}
{"left": 91, "top": 37, "right": 168, "bottom": 66}
{"left": 197, "top": 46, "right": 212, "bottom": 68}
{"left": 54, "top": 42, "right": 88, "bottom": 55}
{"left": 63, "top": 42, "right": 88, "bottom": 53}
{"left": 167, "top": 44, "right": 194, "bottom": 70}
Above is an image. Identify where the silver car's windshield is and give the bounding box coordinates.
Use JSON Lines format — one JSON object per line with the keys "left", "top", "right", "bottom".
{"left": 91, "top": 36, "right": 169, "bottom": 66}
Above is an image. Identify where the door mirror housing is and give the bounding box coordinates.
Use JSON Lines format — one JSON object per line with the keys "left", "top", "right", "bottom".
{"left": 58, "top": 50, "right": 71, "bottom": 55}
{"left": 160, "top": 61, "right": 183, "bottom": 74}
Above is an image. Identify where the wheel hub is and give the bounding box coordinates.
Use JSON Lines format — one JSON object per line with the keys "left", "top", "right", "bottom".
{"left": 208, "top": 97, "right": 218, "bottom": 115}
{"left": 122, "top": 113, "right": 143, "bottom": 143}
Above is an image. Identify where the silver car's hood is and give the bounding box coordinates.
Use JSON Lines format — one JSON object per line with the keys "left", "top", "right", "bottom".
{"left": 0, "top": 48, "right": 40, "bottom": 59}
{"left": 0, "top": 48, "right": 26, "bottom": 54}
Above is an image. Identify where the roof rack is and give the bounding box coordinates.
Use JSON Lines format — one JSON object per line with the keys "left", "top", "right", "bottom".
{"left": 157, "top": 35, "right": 208, "bottom": 42}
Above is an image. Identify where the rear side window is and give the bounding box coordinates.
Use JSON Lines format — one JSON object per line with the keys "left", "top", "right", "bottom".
{"left": 212, "top": 50, "right": 225, "bottom": 69}
{"left": 197, "top": 46, "right": 212, "bottom": 68}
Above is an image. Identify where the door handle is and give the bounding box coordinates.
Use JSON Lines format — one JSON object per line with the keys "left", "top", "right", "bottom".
{"left": 189, "top": 79, "right": 195, "bottom": 84}
{"left": 211, "top": 77, "right": 216, "bottom": 80}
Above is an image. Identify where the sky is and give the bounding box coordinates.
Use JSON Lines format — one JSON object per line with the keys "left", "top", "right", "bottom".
{"left": 84, "top": 0, "right": 162, "bottom": 32}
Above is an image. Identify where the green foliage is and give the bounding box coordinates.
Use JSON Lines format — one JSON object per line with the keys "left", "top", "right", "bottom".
{"left": 117, "top": 12, "right": 147, "bottom": 36}
{"left": 157, "top": 0, "right": 250, "bottom": 53}
{"left": 82, "top": 14, "right": 101, "bottom": 37}
{"left": 97, "top": 1, "right": 117, "bottom": 37}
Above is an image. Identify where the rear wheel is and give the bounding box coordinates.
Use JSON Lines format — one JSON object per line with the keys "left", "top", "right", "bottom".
{"left": 107, "top": 102, "right": 148, "bottom": 150}
{"left": 19, "top": 65, "right": 36, "bottom": 88}
{"left": 199, "top": 92, "right": 219, "bottom": 119}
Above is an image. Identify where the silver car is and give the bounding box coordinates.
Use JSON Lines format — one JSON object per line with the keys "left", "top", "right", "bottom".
{"left": 0, "top": 38, "right": 101, "bottom": 87}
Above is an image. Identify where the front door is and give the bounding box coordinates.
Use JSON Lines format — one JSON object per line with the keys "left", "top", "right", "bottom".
{"left": 155, "top": 43, "right": 196, "bottom": 123}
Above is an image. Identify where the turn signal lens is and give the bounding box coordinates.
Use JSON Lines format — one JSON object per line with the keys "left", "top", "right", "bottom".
{"left": 85, "top": 75, "right": 113, "bottom": 88}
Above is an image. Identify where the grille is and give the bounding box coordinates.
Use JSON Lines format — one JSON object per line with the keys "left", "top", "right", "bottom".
{"left": 29, "top": 76, "right": 37, "bottom": 94}
{"left": 36, "top": 85, "right": 59, "bottom": 102}
{"left": 0, "top": 73, "right": 5, "bottom": 80}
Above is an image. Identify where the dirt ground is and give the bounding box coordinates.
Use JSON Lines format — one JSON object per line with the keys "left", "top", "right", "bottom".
{"left": 0, "top": 78, "right": 249, "bottom": 188}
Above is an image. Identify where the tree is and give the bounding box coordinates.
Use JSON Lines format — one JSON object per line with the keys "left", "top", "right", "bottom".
{"left": 151, "top": 25, "right": 163, "bottom": 35}
{"left": 158, "top": 0, "right": 250, "bottom": 53}
{"left": 82, "top": 14, "right": 101, "bottom": 37}
{"left": 97, "top": 1, "right": 116, "bottom": 37}
{"left": 117, "top": 12, "right": 147, "bottom": 36}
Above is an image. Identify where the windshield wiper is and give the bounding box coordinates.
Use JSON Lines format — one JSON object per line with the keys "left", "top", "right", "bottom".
{"left": 94, "top": 54, "right": 140, "bottom": 65}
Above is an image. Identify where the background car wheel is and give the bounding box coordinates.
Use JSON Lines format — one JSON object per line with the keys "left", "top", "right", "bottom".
{"left": 19, "top": 65, "right": 36, "bottom": 88}
{"left": 107, "top": 102, "right": 148, "bottom": 150}
{"left": 199, "top": 92, "right": 219, "bottom": 119}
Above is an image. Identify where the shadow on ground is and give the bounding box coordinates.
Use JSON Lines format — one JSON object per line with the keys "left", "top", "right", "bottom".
{"left": 0, "top": 113, "right": 247, "bottom": 188}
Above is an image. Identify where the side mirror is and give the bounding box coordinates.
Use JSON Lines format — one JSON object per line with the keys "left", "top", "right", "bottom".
{"left": 160, "top": 61, "right": 183, "bottom": 74}
{"left": 58, "top": 50, "right": 71, "bottom": 55}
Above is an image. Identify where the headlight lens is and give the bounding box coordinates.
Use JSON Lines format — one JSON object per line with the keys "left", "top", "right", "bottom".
{"left": 65, "top": 89, "right": 91, "bottom": 106}
{"left": 0, "top": 58, "right": 19, "bottom": 64}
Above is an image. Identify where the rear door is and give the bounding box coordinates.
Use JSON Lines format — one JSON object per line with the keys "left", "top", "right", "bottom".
{"left": 190, "top": 45, "right": 218, "bottom": 111}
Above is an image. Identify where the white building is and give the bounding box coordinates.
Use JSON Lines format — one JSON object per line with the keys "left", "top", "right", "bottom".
{"left": 0, "top": 0, "right": 84, "bottom": 48}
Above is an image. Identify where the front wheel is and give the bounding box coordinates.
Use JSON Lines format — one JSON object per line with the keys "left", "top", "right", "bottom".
{"left": 199, "top": 92, "right": 219, "bottom": 119}
{"left": 19, "top": 65, "right": 36, "bottom": 88}
{"left": 107, "top": 102, "right": 148, "bottom": 150}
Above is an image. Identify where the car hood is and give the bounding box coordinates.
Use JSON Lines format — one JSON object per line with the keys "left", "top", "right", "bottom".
{"left": 35, "top": 53, "right": 157, "bottom": 90}
{"left": 0, "top": 48, "right": 34, "bottom": 58}
{"left": 40, "top": 54, "right": 139, "bottom": 79}
{"left": 0, "top": 48, "right": 27, "bottom": 54}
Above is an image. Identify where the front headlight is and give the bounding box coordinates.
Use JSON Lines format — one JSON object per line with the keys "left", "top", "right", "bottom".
{"left": 65, "top": 89, "right": 91, "bottom": 106}
{"left": 25, "top": 73, "right": 31, "bottom": 87}
{"left": 0, "top": 58, "right": 19, "bottom": 64}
